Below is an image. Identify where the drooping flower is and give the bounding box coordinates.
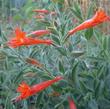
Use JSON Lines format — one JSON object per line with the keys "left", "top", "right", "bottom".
{"left": 32, "top": 9, "right": 49, "bottom": 14}
{"left": 7, "top": 27, "right": 53, "bottom": 48}
{"left": 26, "top": 57, "right": 43, "bottom": 67}
{"left": 11, "top": 76, "right": 63, "bottom": 102}
{"left": 27, "top": 30, "right": 51, "bottom": 37}
{"left": 68, "top": 97, "right": 77, "bottom": 109}
{"left": 68, "top": 8, "right": 110, "bottom": 36}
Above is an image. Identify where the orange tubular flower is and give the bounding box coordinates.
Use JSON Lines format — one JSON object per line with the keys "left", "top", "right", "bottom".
{"left": 12, "top": 76, "right": 63, "bottom": 102}
{"left": 33, "top": 9, "right": 49, "bottom": 14}
{"left": 68, "top": 97, "right": 77, "bottom": 109}
{"left": 28, "top": 30, "right": 51, "bottom": 37}
{"left": 7, "top": 28, "right": 53, "bottom": 48}
{"left": 68, "top": 8, "right": 110, "bottom": 36}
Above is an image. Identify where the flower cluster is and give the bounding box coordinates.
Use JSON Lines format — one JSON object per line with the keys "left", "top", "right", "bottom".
{"left": 7, "top": 27, "right": 52, "bottom": 48}
{"left": 5, "top": 7, "right": 110, "bottom": 109}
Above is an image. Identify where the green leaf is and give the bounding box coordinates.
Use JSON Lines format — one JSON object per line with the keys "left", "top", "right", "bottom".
{"left": 52, "top": 35, "right": 61, "bottom": 45}
{"left": 59, "top": 60, "right": 65, "bottom": 74}
{"left": 86, "top": 4, "right": 94, "bottom": 19}
{"left": 71, "top": 50, "right": 85, "bottom": 57}
{"left": 79, "top": 80, "right": 88, "bottom": 93}
{"left": 97, "top": 66, "right": 106, "bottom": 79}
{"left": 80, "top": 80, "right": 93, "bottom": 94}
{"left": 36, "top": 92, "right": 43, "bottom": 107}
{"left": 94, "top": 30, "right": 104, "bottom": 48}
{"left": 88, "top": 99, "right": 98, "bottom": 109}
{"left": 71, "top": 62, "right": 78, "bottom": 82}
{"left": 57, "top": 47, "right": 67, "bottom": 56}
{"left": 98, "top": 98, "right": 110, "bottom": 109}
{"left": 52, "top": 85, "right": 62, "bottom": 93}
{"left": 95, "top": 80, "right": 104, "bottom": 98}
{"left": 102, "top": 36, "right": 110, "bottom": 51}
{"left": 79, "top": 71, "right": 93, "bottom": 79}
{"left": 55, "top": 99, "right": 65, "bottom": 109}
{"left": 71, "top": 2, "right": 83, "bottom": 21}
{"left": 85, "top": 28, "right": 93, "bottom": 40}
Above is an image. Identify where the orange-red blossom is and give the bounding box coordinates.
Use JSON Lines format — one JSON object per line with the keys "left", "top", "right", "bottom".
{"left": 12, "top": 76, "right": 63, "bottom": 102}
{"left": 68, "top": 97, "right": 77, "bottom": 109}
{"left": 28, "top": 30, "right": 51, "bottom": 37}
{"left": 7, "top": 28, "right": 53, "bottom": 48}
{"left": 68, "top": 8, "right": 110, "bottom": 36}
